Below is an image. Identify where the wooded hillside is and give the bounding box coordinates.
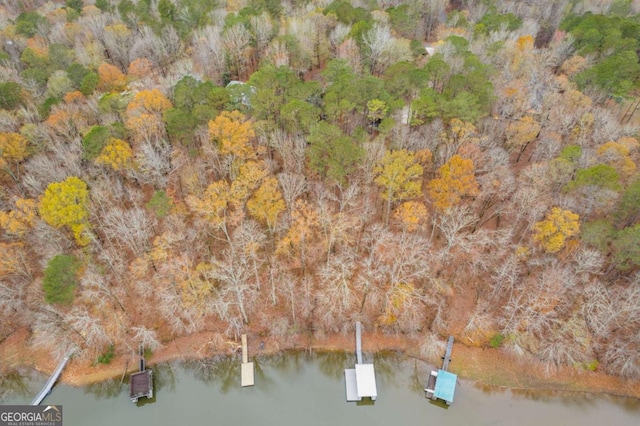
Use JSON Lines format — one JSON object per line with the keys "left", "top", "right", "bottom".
{"left": 1, "top": 0, "right": 640, "bottom": 381}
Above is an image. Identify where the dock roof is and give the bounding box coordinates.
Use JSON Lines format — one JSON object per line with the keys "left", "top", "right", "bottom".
{"left": 355, "top": 363, "right": 377, "bottom": 399}
{"left": 433, "top": 369, "right": 457, "bottom": 403}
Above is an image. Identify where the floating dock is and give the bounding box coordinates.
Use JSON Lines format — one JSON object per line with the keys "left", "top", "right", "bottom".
{"left": 130, "top": 369, "right": 153, "bottom": 403}
{"left": 425, "top": 336, "right": 457, "bottom": 405}
{"left": 241, "top": 334, "right": 254, "bottom": 387}
{"left": 130, "top": 348, "right": 153, "bottom": 403}
{"left": 345, "top": 322, "right": 377, "bottom": 401}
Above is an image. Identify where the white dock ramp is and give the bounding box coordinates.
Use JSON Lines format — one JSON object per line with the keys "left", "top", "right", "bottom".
{"left": 241, "top": 334, "right": 254, "bottom": 387}
{"left": 31, "top": 351, "right": 72, "bottom": 405}
{"left": 344, "top": 322, "right": 377, "bottom": 401}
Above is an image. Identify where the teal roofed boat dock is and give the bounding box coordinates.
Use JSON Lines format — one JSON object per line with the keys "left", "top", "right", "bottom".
{"left": 425, "top": 336, "right": 457, "bottom": 405}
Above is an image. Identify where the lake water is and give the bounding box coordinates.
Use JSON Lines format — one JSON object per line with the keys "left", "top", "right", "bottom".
{"left": 2, "top": 351, "right": 639, "bottom": 426}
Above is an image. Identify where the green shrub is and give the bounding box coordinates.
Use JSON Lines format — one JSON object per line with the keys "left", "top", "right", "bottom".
{"left": 15, "top": 12, "right": 48, "bottom": 37}
{"left": 146, "top": 191, "right": 173, "bottom": 218}
{"left": 584, "top": 359, "right": 599, "bottom": 371}
{"left": 82, "top": 126, "right": 111, "bottom": 160}
{"left": 490, "top": 333, "right": 505, "bottom": 348}
{"left": 43, "top": 255, "right": 81, "bottom": 305}
{"left": 79, "top": 72, "right": 99, "bottom": 96}
{"left": 97, "top": 345, "right": 115, "bottom": 364}
{"left": 143, "top": 347, "right": 153, "bottom": 360}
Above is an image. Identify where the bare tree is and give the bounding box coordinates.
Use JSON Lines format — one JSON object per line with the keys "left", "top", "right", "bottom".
{"left": 192, "top": 25, "right": 226, "bottom": 83}
{"left": 100, "top": 207, "right": 156, "bottom": 257}
{"left": 277, "top": 172, "right": 307, "bottom": 223}
{"left": 133, "top": 139, "right": 174, "bottom": 187}
{"left": 223, "top": 23, "right": 252, "bottom": 80}
{"left": 434, "top": 206, "right": 479, "bottom": 253}
{"left": 316, "top": 252, "right": 359, "bottom": 333}
{"left": 208, "top": 249, "right": 257, "bottom": 325}
{"left": 232, "top": 221, "right": 266, "bottom": 291}
{"left": 130, "top": 326, "right": 161, "bottom": 352}
{"left": 249, "top": 13, "right": 274, "bottom": 63}
{"left": 362, "top": 23, "right": 393, "bottom": 74}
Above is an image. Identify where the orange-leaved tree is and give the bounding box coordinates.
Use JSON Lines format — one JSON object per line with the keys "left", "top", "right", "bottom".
{"left": 393, "top": 201, "right": 428, "bottom": 233}
{"left": 125, "top": 89, "right": 172, "bottom": 142}
{"left": 38, "top": 176, "right": 91, "bottom": 246}
{"left": 427, "top": 154, "right": 479, "bottom": 212}
{"left": 97, "top": 63, "right": 127, "bottom": 92}
{"left": 276, "top": 199, "right": 321, "bottom": 270}
{"left": 0, "top": 198, "right": 37, "bottom": 237}
{"left": 532, "top": 207, "right": 580, "bottom": 253}
{"left": 208, "top": 110, "right": 257, "bottom": 162}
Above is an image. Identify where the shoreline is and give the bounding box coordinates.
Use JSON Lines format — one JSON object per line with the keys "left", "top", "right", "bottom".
{"left": 2, "top": 329, "right": 640, "bottom": 400}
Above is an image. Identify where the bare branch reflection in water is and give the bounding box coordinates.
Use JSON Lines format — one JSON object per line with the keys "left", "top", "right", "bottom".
{"left": 83, "top": 377, "right": 124, "bottom": 399}
{"left": 316, "top": 351, "right": 350, "bottom": 379}
{"left": 409, "top": 359, "right": 427, "bottom": 394}
{"left": 0, "top": 369, "right": 29, "bottom": 401}
{"left": 372, "top": 350, "right": 403, "bottom": 386}
{"left": 182, "top": 355, "right": 240, "bottom": 394}
{"left": 151, "top": 363, "right": 177, "bottom": 395}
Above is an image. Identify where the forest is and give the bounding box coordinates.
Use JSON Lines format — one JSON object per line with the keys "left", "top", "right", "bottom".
{"left": 1, "top": 0, "right": 640, "bottom": 383}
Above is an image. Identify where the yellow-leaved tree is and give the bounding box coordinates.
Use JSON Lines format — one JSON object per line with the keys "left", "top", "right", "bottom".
{"left": 95, "top": 138, "right": 133, "bottom": 171}
{"left": 597, "top": 139, "right": 637, "bottom": 181}
{"left": 39, "top": 176, "right": 91, "bottom": 246}
{"left": 374, "top": 149, "right": 424, "bottom": 224}
{"left": 506, "top": 115, "right": 541, "bottom": 161}
{"left": 186, "top": 180, "right": 231, "bottom": 238}
{"left": 229, "top": 160, "right": 269, "bottom": 202}
{"left": 247, "top": 176, "right": 286, "bottom": 232}
{"left": 427, "top": 154, "right": 479, "bottom": 211}
{"left": 0, "top": 132, "right": 30, "bottom": 181}
{"left": 533, "top": 207, "right": 580, "bottom": 253}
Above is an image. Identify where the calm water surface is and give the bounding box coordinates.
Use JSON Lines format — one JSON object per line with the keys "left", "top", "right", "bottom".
{"left": 2, "top": 351, "right": 638, "bottom": 426}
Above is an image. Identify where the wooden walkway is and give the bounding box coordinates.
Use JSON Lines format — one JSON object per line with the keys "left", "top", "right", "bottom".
{"left": 241, "top": 334, "right": 254, "bottom": 387}
{"left": 31, "top": 351, "right": 72, "bottom": 405}
{"left": 355, "top": 322, "right": 363, "bottom": 365}
{"left": 442, "top": 336, "right": 454, "bottom": 371}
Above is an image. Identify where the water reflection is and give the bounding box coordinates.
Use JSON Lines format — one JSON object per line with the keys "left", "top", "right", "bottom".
{"left": 409, "top": 359, "right": 426, "bottom": 394}
{"left": 316, "top": 351, "right": 349, "bottom": 379}
{"left": 372, "top": 350, "right": 404, "bottom": 386}
{"left": 6, "top": 351, "right": 635, "bottom": 426}
{"left": 83, "top": 377, "right": 124, "bottom": 399}
{"left": 181, "top": 355, "right": 239, "bottom": 394}
{"left": 0, "top": 368, "right": 29, "bottom": 401}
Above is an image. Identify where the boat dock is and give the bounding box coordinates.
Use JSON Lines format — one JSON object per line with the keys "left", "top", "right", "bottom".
{"left": 425, "top": 336, "right": 457, "bottom": 405}
{"left": 31, "top": 351, "right": 73, "bottom": 405}
{"left": 345, "top": 321, "right": 377, "bottom": 401}
{"left": 241, "top": 334, "right": 254, "bottom": 387}
{"left": 130, "top": 348, "right": 153, "bottom": 403}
